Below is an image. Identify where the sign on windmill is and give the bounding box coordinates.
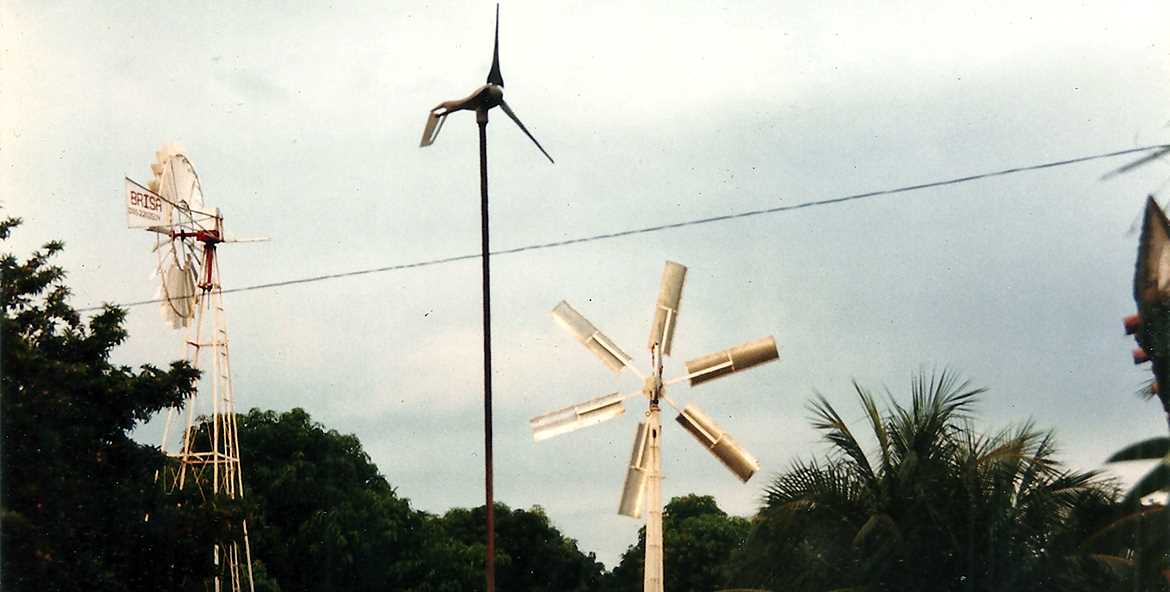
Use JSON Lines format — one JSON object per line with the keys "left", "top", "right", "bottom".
{"left": 530, "top": 260, "right": 780, "bottom": 592}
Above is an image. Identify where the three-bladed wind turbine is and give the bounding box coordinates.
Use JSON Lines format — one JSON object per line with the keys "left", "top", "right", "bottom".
{"left": 419, "top": 5, "right": 553, "bottom": 163}
{"left": 530, "top": 261, "right": 780, "bottom": 592}
{"left": 418, "top": 5, "right": 553, "bottom": 591}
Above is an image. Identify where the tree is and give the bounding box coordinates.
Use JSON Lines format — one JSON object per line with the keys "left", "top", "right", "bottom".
{"left": 437, "top": 502, "right": 606, "bottom": 591}
{"left": 607, "top": 494, "right": 751, "bottom": 592}
{"left": 235, "top": 407, "right": 440, "bottom": 591}
{"left": 727, "top": 371, "right": 1124, "bottom": 592}
{"left": 0, "top": 218, "right": 212, "bottom": 590}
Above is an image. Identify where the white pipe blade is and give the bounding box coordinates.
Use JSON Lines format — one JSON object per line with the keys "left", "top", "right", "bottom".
{"left": 675, "top": 403, "right": 759, "bottom": 482}
{"left": 684, "top": 336, "right": 779, "bottom": 386}
{"left": 618, "top": 421, "right": 652, "bottom": 517}
{"left": 648, "top": 261, "right": 686, "bottom": 356}
{"left": 530, "top": 392, "right": 626, "bottom": 442}
{"left": 551, "top": 301, "right": 634, "bottom": 373}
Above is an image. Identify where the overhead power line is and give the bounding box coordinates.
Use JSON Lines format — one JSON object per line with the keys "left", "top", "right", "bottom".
{"left": 81, "top": 143, "right": 1170, "bottom": 313}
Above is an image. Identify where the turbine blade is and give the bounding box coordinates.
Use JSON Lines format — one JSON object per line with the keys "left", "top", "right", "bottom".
{"left": 551, "top": 301, "right": 634, "bottom": 373}
{"left": 648, "top": 261, "right": 687, "bottom": 355}
{"left": 675, "top": 403, "right": 760, "bottom": 482}
{"left": 420, "top": 111, "right": 447, "bottom": 147}
{"left": 618, "top": 422, "right": 652, "bottom": 517}
{"left": 684, "top": 336, "right": 779, "bottom": 386}
{"left": 1101, "top": 146, "right": 1170, "bottom": 180}
{"left": 499, "top": 99, "right": 554, "bottom": 164}
{"left": 486, "top": 4, "right": 504, "bottom": 86}
{"left": 529, "top": 392, "right": 630, "bottom": 441}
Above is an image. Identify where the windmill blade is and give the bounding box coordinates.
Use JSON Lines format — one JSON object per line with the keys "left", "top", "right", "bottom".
{"left": 551, "top": 301, "right": 636, "bottom": 374}
{"left": 420, "top": 110, "right": 448, "bottom": 147}
{"left": 683, "top": 336, "right": 779, "bottom": 386}
{"left": 486, "top": 4, "right": 504, "bottom": 86}
{"left": 1102, "top": 146, "right": 1170, "bottom": 180}
{"left": 648, "top": 261, "right": 686, "bottom": 355}
{"left": 159, "top": 264, "right": 198, "bottom": 329}
{"left": 618, "top": 421, "right": 652, "bottom": 517}
{"left": 675, "top": 403, "right": 760, "bottom": 482}
{"left": 498, "top": 100, "right": 554, "bottom": 164}
{"left": 529, "top": 391, "right": 631, "bottom": 442}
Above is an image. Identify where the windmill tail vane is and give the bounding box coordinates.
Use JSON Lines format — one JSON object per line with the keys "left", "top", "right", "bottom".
{"left": 530, "top": 260, "right": 780, "bottom": 592}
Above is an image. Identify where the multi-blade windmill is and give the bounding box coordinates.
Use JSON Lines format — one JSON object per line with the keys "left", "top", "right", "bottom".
{"left": 530, "top": 261, "right": 779, "bottom": 592}
{"left": 419, "top": 5, "right": 553, "bottom": 590}
{"left": 125, "top": 144, "right": 266, "bottom": 592}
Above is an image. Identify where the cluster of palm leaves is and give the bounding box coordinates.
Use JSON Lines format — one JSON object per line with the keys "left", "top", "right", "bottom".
{"left": 727, "top": 371, "right": 1167, "bottom": 592}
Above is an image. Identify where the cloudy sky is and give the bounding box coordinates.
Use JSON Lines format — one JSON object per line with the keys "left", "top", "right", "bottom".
{"left": 4, "top": 0, "right": 1170, "bottom": 567}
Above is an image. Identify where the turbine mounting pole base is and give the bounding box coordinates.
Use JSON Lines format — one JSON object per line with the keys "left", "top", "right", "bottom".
{"left": 644, "top": 406, "right": 664, "bottom": 592}
{"left": 477, "top": 106, "right": 497, "bottom": 592}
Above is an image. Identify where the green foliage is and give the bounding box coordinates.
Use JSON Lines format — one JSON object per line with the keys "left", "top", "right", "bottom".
{"left": 236, "top": 407, "right": 606, "bottom": 591}
{"left": 608, "top": 494, "right": 751, "bottom": 592}
{"left": 0, "top": 218, "right": 210, "bottom": 591}
{"left": 237, "top": 408, "right": 434, "bottom": 591}
{"left": 1088, "top": 436, "right": 1170, "bottom": 590}
{"left": 726, "top": 371, "right": 1125, "bottom": 592}
{"left": 436, "top": 502, "right": 606, "bottom": 591}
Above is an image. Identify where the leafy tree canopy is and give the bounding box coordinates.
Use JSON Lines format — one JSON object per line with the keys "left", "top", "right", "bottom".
{"left": 1, "top": 218, "right": 210, "bottom": 591}
{"left": 608, "top": 494, "right": 750, "bottom": 592}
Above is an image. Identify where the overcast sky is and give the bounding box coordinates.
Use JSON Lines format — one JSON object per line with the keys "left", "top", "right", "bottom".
{"left": 4, "top": 0, "right": 1170, "bottom": 567}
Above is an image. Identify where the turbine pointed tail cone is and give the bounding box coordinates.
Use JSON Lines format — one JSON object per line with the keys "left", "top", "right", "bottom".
{"left": 676, "top": 404, "right": 759, "bottom": 482}
{"left": 685, "top": 336, "right": 779, "bottom": 386}
{"left": 486, "top": 4, "right": 504, "bottom": 86}
{"left": 618, "top": 422, "right": 652, "bottom": 517}
{"left": 648, "top": 261, "right": 687, "bottom": 355}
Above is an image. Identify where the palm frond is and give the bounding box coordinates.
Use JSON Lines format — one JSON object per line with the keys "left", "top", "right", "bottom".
{"left": 809, "top": 393, "right": 876, "bottom": 484}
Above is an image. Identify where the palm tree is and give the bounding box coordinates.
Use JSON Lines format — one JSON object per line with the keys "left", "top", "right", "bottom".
{"left": 727, "top": 371, "right": 1123, "bottom": 592}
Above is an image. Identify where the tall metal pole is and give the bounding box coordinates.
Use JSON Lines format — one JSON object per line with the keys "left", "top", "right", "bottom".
{"left": 644, "top": 408, "right": 664, "bottom": 592}
{"left": 477, "top": 107, "right": 497, "bottom": 592}
{"left": 645, "top": 344, "right": 664, "bottom": 592}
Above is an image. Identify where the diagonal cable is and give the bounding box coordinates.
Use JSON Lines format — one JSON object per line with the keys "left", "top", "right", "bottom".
{"left": 79, "top": 143, "right": 1170, "bottom": 312}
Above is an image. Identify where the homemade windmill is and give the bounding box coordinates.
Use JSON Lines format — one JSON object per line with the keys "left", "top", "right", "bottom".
{"left": 530, "top": 261, "right": 779, "bottom": 592}
{"left": 419, "top": 5, "right": 553, "bottom": 590}
{"left": 125, "top": 144, "right": 266, "bottom": 592}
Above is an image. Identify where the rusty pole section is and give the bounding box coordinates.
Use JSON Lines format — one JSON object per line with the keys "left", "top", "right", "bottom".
{"left": 477, "top": 107, "right": 496, "bottom": 592}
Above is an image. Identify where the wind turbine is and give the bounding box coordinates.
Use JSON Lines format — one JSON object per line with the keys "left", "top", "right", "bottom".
{"left": 418, "top": 5, "right": 553, "bottom": 590}
{"left": 530, "top": 261, "right": 780, "bottom": 592}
